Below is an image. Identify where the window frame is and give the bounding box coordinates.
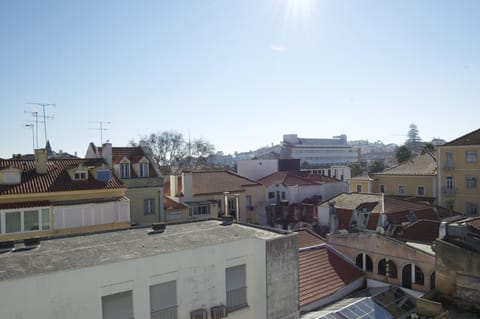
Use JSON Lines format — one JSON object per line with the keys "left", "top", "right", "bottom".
{"left": 73, "top": 170, "right": 88, "bottom": 181}
{"left": 139, "top": 161, "right": 149, "bottom": 178}
{"left": 119, "top": 162, "right": 131, "bottom": 179}
{"left": 466, "top": 176, "right": 477, "bottom": 189}
{"left": 144, "top": 198, "right": 155, "bottom": 215}
{"left": 356, "top": 184, "right": 362, "bottom": 193}
{"left": 466, "top": 150, "right": 478, "bottom": 163}
{"left": 0, "top": 207, "right": 50, "bottom": 234}
{"left": 398, "top": 185, "right": 406, "bottom": 195}
{"left": 225, "top": 264, "right": 248, "bottom": 312}
{"left": 417, "top": 185, "right": 425, "bottom": 196}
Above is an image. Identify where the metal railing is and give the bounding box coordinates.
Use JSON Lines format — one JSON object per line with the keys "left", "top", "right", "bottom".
{"left": 441, "top": 186, "right": 456, "bottom": 196}
{"left": 226, "top": 286, "right": 247, "bottom": 312}
{"left": 151, "top": 306, "right": 178, "bottom": 319}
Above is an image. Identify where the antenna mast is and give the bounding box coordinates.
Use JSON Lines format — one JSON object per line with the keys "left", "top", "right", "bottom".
{"left": 24, "top": 110, "right": 43, "bottom": 149}
{"left": 27, "top": 103, "right": 55, "bottom": 145}
{"left": 89, "top": 121, "right": 111, "bottom": 145}
{"left": 25, "top": 123, "right": 35, "bottom": 151}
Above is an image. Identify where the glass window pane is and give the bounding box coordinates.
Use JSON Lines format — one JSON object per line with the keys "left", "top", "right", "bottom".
{"left": 24, "top": 210, "right": 39, "bottom": 231}
{"left": 6, "top": 211, "right": 21, "bottom": 233}
{"left": 42, "top": 208, "right": 50, "bottom": 230}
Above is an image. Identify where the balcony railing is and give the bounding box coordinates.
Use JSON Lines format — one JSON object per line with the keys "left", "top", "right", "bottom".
{"left": 226, "top": 286, "right": 247, "bottom": 312}
{"left": 443, "top": 161, "right": 455, "bottom": 170}
{"left": 151, "top": 306, "right": 178, "bottom": 319}
{"left": 441, "top": 186, "right": 456, "bottom": 196}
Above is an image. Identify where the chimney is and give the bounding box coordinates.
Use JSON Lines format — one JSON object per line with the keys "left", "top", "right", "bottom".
{"left": 223, "top": 192, "right": 230, "bottom": 217}
{"left": 170, "top": 175, "right": 178, "bottom": 197}
{"left": 35, "top": 149, "right": 48, "bottom": 175}
{"left": 102, "top": 142, "right": 112, "bottom": 166}
{"left": 328, "top": 201, "right": 338, "bottom": 234}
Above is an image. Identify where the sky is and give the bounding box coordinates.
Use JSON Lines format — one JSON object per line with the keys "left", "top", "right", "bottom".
{"left": 1, "top": 0, "right": 480, "bottom": 158}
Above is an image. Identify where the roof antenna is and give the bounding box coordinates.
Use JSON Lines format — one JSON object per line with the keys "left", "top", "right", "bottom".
{"left": 25, "top": 123, "right": 35, "bottom": 152}
{"left": 89, "top": 121, "right": 111, "bottom": 145}
{"left": 24, "top": 110, "right": 44, "bottom": 149}
{"left": 27, "top": 103, "right": 55, "bottom": 146}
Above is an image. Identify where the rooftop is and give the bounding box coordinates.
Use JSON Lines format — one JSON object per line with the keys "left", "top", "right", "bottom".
{"left": 0, "top": 220, "right": 288, "bottom": 282}
{"left": 189, "top": 170, "right": 262, "bottom": 195}
{"left": 374, "top": 153, "right": 437, "bottom": 176}
{"left": 393, "top": 219, "right": 440, "bottom": 244}
{"left": 296, "top": 228, "right": 326, "bottom": 249}
{"left": 298, "top": 246, "right": 365, "bottom": 307}
{"left": 0, "top": 158, "right": 124, "bottom": 195}
{"left": 442, "top": 127, "right": 480, "bottom": 146}
{"left": 259, "top": 171, "right": 319, "bottom": 187}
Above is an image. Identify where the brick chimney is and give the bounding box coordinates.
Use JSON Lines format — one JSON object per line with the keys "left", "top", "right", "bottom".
{"left": 102, "top": 142, "right": 112, "bottom": 166}
{"left": 35, "top": 149, "right": 48, "bottom": 175}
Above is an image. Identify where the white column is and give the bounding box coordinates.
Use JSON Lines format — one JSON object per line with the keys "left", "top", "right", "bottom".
{"left": 362, "top": 253, "right": 366, "bottom": 271}
{"left": 411, "top": 264, "right": 415, "bottom": 284}
{"left": 224, "top": 192, "right": 230, "bottom": 217}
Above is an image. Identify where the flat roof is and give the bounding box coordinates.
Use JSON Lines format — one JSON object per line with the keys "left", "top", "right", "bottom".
{"left": 0, "top": 220, "right": 287, "bottom": 282}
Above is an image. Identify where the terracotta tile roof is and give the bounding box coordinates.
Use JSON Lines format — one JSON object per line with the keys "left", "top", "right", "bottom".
{"left": 0, "top": 158, "right": 125, "bottom": 196}
{"left": 336, "top": 208, "right": 354, "bottom": 230}
{"left": 442, "top": 128, "right": 480, "bottom": 146}
{"left": 367, "top": 213, "right": 380, "bottom": 230}
{"left": 349, "top": 174, "right": 375, "bottom": 181}
{"left": 190, "top": 170, "right": 262, "bottom": 195}
{"left": 259, "top": 171, "right": 319, "bottom": 186}
{"left": 164, "top": 196, "right": 188, "bottom": 211}
{"left": 383, "top": 197, "right": 436, "bottom": 214}
{"left": 393, "top": 219, "right": 440, "bottom": 243}
{"left": 319, "top": 193, "right": 383, "bottom": 213}
{"left": 295, "top": 229, "right": 326, "bottom": 248}
{"left": 299, "top": 246, "right": 365, "bottom": 307}
{"left": 374, "top": 154, "right": 437, "bottom": 176}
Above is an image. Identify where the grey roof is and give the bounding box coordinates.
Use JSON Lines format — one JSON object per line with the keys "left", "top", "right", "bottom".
{"left": 319, "top": 193, "right": 383, "bottom": 213}
{"left": 0, "top": 221, "right": 287, "bottom": 282}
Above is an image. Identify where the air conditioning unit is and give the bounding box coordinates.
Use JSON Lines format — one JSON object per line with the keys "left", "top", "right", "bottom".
{"left": 211, "top": 305, "right": 228, "bottom": 319}
{"left": 190, "top": 308, "right": 208, "bottom": 319}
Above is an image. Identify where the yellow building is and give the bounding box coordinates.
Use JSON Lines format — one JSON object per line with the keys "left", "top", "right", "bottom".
{"left": 349, "top": 153, "right": 437, "bottom": 202}
{"left": 437, "top": 128, "right": 480, "bottom": 216}
{"left": 0, "top": 149, "right": 129, "bottom": 240}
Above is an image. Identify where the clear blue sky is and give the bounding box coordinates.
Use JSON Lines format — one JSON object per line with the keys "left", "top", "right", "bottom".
{"left": 1, "top": 0, "right": 480, "bottom": 158}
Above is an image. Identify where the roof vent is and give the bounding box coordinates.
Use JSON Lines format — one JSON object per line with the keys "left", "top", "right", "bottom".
{"left": 12, "top": 237, "right": 41, "bottom": 252}
{"left": 221, "top": 215, "right": 234, "bottom": 226}
{"left": 149, "top": 222, "right": 166, "bottom": 234}
{"left": 190, "top": 308, "right": 208, "bottom": 319}
{"left": 211, "top": 305, "right": 228, "bottom": 319}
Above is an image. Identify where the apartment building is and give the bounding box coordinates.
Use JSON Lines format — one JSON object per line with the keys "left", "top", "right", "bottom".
{"left": 0, "top": 221, "right": 299, "bottom": 319}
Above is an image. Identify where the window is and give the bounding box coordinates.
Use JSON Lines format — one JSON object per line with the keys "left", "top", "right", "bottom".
{"left": 378, "top": 259, "right": 398, "bottom": 279}
{"left": 466, "top": 150, "right": 478, "bottom": 163}
{"left": 139, "top": 162, "right": 149, "bottom": 178}
{"left": 466, "top": 202, "right": 478, "bottom": 216}
{"left": 1, "top": 208, "right": 51, "bottom": 234}
{"left": 189, "top": 204, "right": 210, "bottom": 217}
{"left": 144, "top": 199, "right": 155, "bottom": 215}
{"left": 150, "top": 281, "right": 177, "bottom": 319}
{"left": 445, "top": 152, "right": 454, "bottom": 169}
{"left": 102, "top": 291, "right": 133, "bottom": 319}
{"left": 268, "top": 192, "right": 275, "bottom": 199}
{"left": 415, "top": 265, "right": 424, "bottom": 285}
{"left": 246, "top": 195, "right": 252, "bottom": 208}
{"left": 417, "top": 185, "right": 425, "bottom": 196}
{"left": 356, "top": 184, "right": 362, "bottom": 192}
{"left": 226, "top": 264, "right": 247, "bottom": 312}
{"left": 380, "top": 184, "right": 385, "bottom": 193}
{"left": 398, "top": 185, "right": 406, "bottom": 195}
{"left": 446, "top": 176, "right": 454, "bottom": 189}
{"left": 228, "top": 198, "right": 236, "bottom": 214}
{"left": 281, "top": 191, "right": 286, "bottom": 200}
{"left": 466, "top": 176, "right": 477, "bottom": 189}
{"left": 355, "top": 253, "right": 373, "bottom": 272}
{"left": 120, "top": 162, "right": 130, "bottom": 179}
{"left": 73, "top": 171, "right": 88, "bottom": 180}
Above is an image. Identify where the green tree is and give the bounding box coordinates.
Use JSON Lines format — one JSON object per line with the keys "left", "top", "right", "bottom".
{"left": 421, "top": 142, "right": 436, "bottom": 162}
{"left": 395, "top": 145, "right": 412, "bottom": 163}
{"left": 369, "top": 160, "right": 385, "bottom": 173}
{"left": 350, "top": 163, "right": 363, "bottom": 177}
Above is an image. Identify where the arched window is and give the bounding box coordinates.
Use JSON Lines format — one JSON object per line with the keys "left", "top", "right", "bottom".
{"left": 355, "top": 253, "right": 373, "bottom": 272}
{"left": 378, "top": 259, "right": 397, "bottom": 278}
{"left": 415, "top": 265, "right": 424, "bottom": 285}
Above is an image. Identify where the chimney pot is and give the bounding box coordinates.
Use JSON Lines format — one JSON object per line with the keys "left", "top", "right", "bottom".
{"left": 35, "top": 149, "right": 48, "bottom": 175}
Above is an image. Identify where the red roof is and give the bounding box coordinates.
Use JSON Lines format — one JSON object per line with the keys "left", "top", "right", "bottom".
{"left": 296, "top": 229, "right": 325, "bottom": 248}
{"left": 164, "top": 196, "right": 188, "bottom": 211}
{"left": 393, "top": 219, "right": 440, "bottom": 243}
{"left": 97, "top": 146, "right": 160, "bottom": 178}
{"left": 0, "top": 158, "right": 125, "bottom": 196}
{"left": 259, "top": 171, "right": 319, "bottom": 186}
{"left": 299, "top": 246, "right": 365, "bottom": 307}
{"left": 336, "top": 208, "right": 353, "bottom": 230}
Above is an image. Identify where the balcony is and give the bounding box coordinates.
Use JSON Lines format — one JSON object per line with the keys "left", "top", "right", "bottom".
{"left": 441, "top": 186, "right": 456, "bottom": 196}
{"left": 226, "top": 286, "right": 248, "bottom": 312}
{"left": 151, "top": 306, "right": 177, "bottom": 319}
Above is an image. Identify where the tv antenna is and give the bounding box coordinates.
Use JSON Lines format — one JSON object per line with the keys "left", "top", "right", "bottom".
{"left": 89, "top": 121, "right": 111, "bottom": 145}
{"left": 24, "top": 110, "right": 44, "bottom": 149}
{"left": 25, "top": 123, "right": 35, "bottom": 151}
{"left": 26, "top": 103, "right": 55, "bottom": 145}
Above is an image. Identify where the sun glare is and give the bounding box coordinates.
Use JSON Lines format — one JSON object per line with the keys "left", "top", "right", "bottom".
{"left": 284, "top": 0, "right": 316, "bottom": 22}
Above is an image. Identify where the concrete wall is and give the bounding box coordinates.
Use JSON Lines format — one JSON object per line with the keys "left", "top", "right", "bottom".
{"left": 435, "top": 239, "right": 480, "bottom": 303}
{"left": 267, "top": 182, "right": 347, "bottom": 205}
{"left": 374, "top": 175, "right": 437, "bottom": 198}
{"left": 0, "top": 235, "right": 291, "bottom": 319}
{"left": 237, "top": 160, "right": 278, "bottom": 181}
{"left": 266, "top": 234, "right": 299, "bottom": 319}
{"left": 125, "top": 186, "right": 162, "bottom": 225}
{"left": 328, "top": 232, "right": 435, "bottom": 292}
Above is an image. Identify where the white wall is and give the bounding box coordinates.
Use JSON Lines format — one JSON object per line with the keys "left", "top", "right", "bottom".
{"left": 266, "top": 182, "right": 348, "bottom": 205}
{"left": 237, "top": 160, "right": 278, "bottom": 181}
{"left": 53, "top": 200, "right": 130, "bottom": 230}
{"left": 0, "top": 238, "right": 268, "bottom": 319}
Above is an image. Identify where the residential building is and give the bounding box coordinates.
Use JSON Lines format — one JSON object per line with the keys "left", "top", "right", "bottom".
{"left": 86, "top": 143, "right": 164, "bottom": 225}
{"left": 349, "top": 153, "right": 437, "bottom": 200}
{"left": 0, "top": 149, "right": 129, "bottom": 240}
{"left": 434, "top": 216, "right": 480, "bottom": 310}
{"left": 163, "top": 194, "right": 189, "bottom": 223}
{"left": 437, "top": 128, "right": 480, "bottom": 216}
{"left": 168, "top": 170, "right": 266, "bottom": 224}
{"left": 237, "top": 159, "right": 300, "bottom": 181}
{"left": 280, "top": 134, "right": 359, "bottom": 167}
{"left": 0, "top": 220, "right": 299, "bottom": 319}
{"left": 259, "top": 171, "right": 347, "bottom": 206}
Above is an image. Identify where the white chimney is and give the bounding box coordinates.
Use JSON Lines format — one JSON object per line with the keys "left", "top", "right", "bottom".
{"left": 35, "top": 149, "right": 48, "bottom": 175}
{"left": 170, "top": 175, "right": 178, "bottom": 197}
{"left": 102, "top": 143, "right": 112, "bottom": 166}
{"left": 328, "top": 201, "right": 338, "bottom": 234}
